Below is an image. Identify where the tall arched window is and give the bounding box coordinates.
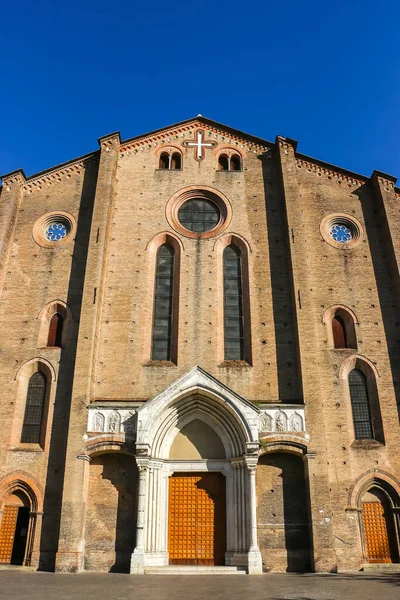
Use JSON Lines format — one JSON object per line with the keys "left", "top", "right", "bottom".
{"left": 21, "top": 372, "right": 47, "bottom": 444}
{"left": 223, "top": 244, "right": 244, "bottom": 360}
{"left": 151, "top": 244, "right": 175, "bottom": 361}
{"left": 47, "top": 312, "right": 63, "bottom": 347}
{"left": 349, "top": 368, "right": 373, "bottom": 440}
{"left": 332, "top": 314, "right": 347, "bottom": 348}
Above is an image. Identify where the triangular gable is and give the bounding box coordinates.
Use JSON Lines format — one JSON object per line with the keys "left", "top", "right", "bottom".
{"left": 136, "top": 365, "right": 260, "bottom": 447}
{"left": 119, "top": 116, "right": 272, "bottom": 155}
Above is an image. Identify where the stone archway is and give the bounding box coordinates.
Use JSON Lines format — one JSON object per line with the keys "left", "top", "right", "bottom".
{"left": 360, "top": 485, "right": 399, "bottom": 564}
{"left": 130, "top": 366, "right": 262, "bottom": 574}
{"left": 0, "top": 473, "right": 42, "bottom": 567}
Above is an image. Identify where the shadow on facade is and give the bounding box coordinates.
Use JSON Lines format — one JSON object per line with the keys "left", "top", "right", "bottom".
{"left": 260, "top": 154, "right": 303, "bottom": 403}
{"left": 99, "top": 455, "right": 138, "bottom": 573}
{"left": 357, "top": 183, "right": 400, "bottom": 423}
{"left": 38, "top": 159, "right": 99, "bottom": 571}
{"left": 258, "top": 453, "right": 312, "bottom": 572}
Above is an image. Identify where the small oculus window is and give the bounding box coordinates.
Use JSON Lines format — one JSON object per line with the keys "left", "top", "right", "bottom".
{"left": 330, "top": 224, "right": 352, "bottom": 244}
{"left": 45, "top": 222, "right": 68, "bottom": 242}
{"left": 178, "top": 199, "right": 220, "bottom": 233}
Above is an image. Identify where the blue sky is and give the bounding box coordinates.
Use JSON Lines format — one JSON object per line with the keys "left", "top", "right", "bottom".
{"left": 1, "top": 1, "right": 399, "bottom": 179}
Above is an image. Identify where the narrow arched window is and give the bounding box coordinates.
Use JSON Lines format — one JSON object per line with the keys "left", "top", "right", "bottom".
{"left": 218, "top": 155, "right": 229, "bottom": 171}
{"left": 224, "top": 244, "right": 244, "bottom": 360}
{"left": 171, "top": 152, "right": 181, "bottom": 170}
{"left": 349, "top": 368, "right": 373, "bottom": 440}
{"left": 159, "top": 152, "right": 169, "bottom": 169}
{"left": 332, "top": 314, "right": 347, "bottom": 348}
{"left": 151, "top": 244, "right": 175, "bottom": 361}
{"left": 230, "top": 154, "right": 241, "bottom": 171}
{"left": 47, "top": 313, "right": 63, "bottom": 347}
{"left": 21, "top": 372, "right": 47, "bottom": 444}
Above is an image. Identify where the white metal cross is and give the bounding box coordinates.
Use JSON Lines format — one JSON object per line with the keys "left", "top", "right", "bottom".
{"left": 184, "top": 130, "right": 215, "bottom": 160}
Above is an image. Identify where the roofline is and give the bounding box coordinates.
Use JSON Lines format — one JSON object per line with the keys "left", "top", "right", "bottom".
{"left": 295, "top": 151, "right": 369, "bottom": 183}
{"left": 0, "top": 149, "right": 98, "bottom": 184}
{"left": 121, "top": 115, "right": 274, "bottom": 148}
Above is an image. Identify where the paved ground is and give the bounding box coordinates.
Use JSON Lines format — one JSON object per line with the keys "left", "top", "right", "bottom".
{"left": 0, "top": 570, "right": 399, "bottom": 600}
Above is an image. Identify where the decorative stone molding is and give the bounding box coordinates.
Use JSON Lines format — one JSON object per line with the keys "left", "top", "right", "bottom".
{"left": 258, "top": 406, "right": 306, "bottom": 434}
{"left": 23, "top": 155, "right": 97, "bottom": 192}
{"left": 1, "top": 169, "right": 26, "bottom": 190}
{"left": 296, "top": 158, "right": 364, "bottom": 187}
{"left": 119, "top": 119, "right": 270, "bottom": 157}
{"left": 87, "top": 407, "right": 137, "bottom": 436}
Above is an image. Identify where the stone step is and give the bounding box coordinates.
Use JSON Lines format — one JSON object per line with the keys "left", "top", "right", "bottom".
{"left": 145, "top": 565, "right": 247, "bottom": 575}
{"left": 362, "top": 563, "right": 400, "bottom": 572}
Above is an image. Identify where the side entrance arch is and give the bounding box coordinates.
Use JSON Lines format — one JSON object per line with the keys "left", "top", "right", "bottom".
{"left": 361, "top": 486, "right": 399, "bottom": 564}
{"left": 0, "top": 474, "right": 42, "bottom": 566}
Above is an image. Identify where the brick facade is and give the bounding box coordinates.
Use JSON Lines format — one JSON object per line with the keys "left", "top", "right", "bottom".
{"left": 0, "top": 117, "right": 399, "bottom": 573}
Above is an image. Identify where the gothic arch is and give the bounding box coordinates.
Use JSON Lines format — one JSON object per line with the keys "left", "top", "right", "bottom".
{"left": 14, "top": 357, "right": 56, "bottom": 383}
{"left": 339, "top": 354, "right": 380, "bottom": 381}
{"left": 143, "top": 232, "right": 182, "bottom": 364}
{"left": 213, "top": 234, "right": 252, "bottom": 364}
{"left": 37, "top": 300, "right": 71, "bottom": 348}
{"left": 0, "top": 471, "right": 43, "bottom": 512}
{"left": 11, "top": 359, "right": 55, "bottom": 449}
{"left": 339, "top": 355, "right": 383, "bottom": 443}
{"left": 322, "top": 304, "right": 358, "bottom": 349}
{"left": 136, "top": 366, "right": 259, "bottom": 458}
{"left": 348, "top": 469, "right": 400, "bottom": 510}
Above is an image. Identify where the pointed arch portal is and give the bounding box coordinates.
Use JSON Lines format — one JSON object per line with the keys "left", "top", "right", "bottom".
{"left": 130, "top": 366, "right": 262, "bottom": 574}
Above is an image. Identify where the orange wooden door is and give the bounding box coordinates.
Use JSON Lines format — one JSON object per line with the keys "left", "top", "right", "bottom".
{"left": 168, "top": 473, "right": 226, "bottom": 566}
{"left": 0, "top": 506, "right": 19, "bottom": 564}
{"left": 362, "top": 501, "right": 392, "bottom": 563}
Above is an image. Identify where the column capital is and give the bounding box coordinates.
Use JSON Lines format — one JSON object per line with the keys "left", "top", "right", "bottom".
{"left": 244, "top": 455, "right": 258, "bottom": 471}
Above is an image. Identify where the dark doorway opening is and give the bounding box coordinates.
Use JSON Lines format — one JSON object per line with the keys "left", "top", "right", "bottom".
{"left": 11, "top": 507, "right": 30, "bottom": 565}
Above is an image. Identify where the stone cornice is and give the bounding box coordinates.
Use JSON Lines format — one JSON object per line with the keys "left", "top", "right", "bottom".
{"left": 295, "top": 157, "right": 365, "bottom": 187}
{"left": 23, "top": 154, "right": 98, "bottom": 192}
{"left": 119, "top": 119, "right": 271, "bottom": 157}
{"left": 0, "top": 169, "right": 26, "bottom": 190}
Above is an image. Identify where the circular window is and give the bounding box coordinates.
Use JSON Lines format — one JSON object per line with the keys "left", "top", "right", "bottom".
{"left": 178, "top": 199, "right": 220, "bottom": 233}
{"left": 320, "top": 214, "right": 362, "bottom": 249}
{"left": 33, "top": 212, "right": 75, "bottom": 248}
{"left": 45, "top": 222, "right": 69, "bottom": 242}
{"left": 330, "top": 224, "right": 352, "bottom": 244}
{"left": 166, "top": 186, "right": 232, "bottom": 239}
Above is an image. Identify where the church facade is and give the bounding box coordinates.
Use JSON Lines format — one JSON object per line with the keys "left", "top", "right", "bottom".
{"left": 0, "top": 116, "right": 399, "bottom": 574}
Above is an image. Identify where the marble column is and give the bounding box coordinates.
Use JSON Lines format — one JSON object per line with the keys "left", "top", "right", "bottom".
{"left": 245, "top": 456, "right": 263, "bottom": 574}
{"left": 130, "top": 460, "right": 149, "bottom": 574}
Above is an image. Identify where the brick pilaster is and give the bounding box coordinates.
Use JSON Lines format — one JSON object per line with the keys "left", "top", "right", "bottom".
{"left": 54, "top": 132, "right": 120, "bottom": 572}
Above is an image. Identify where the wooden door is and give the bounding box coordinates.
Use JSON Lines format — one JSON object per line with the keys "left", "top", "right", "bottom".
{"left": 168, "top": 473, "right": 226, "bottom": 565}
{"left": 0, "top": 506, "right": 18, "bottom": 564}
{"left": 362, "top": 501, "right": 392, "bottom": 563}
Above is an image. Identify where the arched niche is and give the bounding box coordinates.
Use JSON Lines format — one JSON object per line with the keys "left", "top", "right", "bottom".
{"left": 169, "top": 419, "right": 226, "bottom": 460}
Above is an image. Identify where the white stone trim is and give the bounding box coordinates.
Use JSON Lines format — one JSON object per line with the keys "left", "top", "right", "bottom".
{"left": 87, "top": 407, "right": 136, "bottom": 435}
{"left": 258, "top": 407, "right": 306, "bottom": 433}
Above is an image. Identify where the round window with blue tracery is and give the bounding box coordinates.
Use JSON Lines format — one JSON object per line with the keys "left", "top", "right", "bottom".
{"left": 45, "top": 222, "right": 68, "bottom": 242}
{"left": 330, "top": 224, "right": 352, "bottom": 244}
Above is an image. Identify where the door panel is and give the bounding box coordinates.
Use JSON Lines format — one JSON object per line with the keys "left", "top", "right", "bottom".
{"left": 0, "top": 506, "right": 18, "bottom": 564}
{"left": 362, "top": 501, "right": 392, "bottom": 563}
{"left": 168, "top": 473, "right": 226, "bottom": 566}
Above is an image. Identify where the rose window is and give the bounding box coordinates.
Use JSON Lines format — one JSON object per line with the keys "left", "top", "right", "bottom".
{"left": 330, "top": 224, "right": 352, "bottom": 244}
{"left": 45, "top": 222, "right": 68, "bottom": 242}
